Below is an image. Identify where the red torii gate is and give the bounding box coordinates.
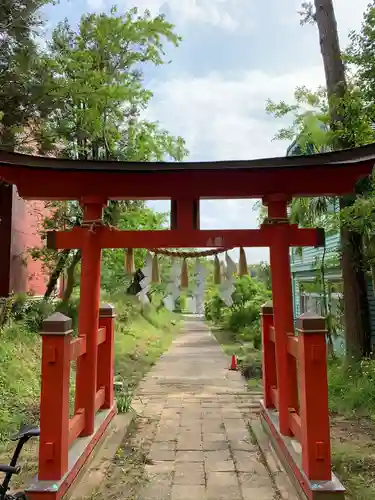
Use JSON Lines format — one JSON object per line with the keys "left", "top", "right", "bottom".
{"left": 1, "top": 143, "right": 374, "bottom": 500}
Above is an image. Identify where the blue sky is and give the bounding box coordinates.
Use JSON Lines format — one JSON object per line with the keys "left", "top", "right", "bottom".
{"left": 42, "top": 0, "right": 370, "bottom": 263}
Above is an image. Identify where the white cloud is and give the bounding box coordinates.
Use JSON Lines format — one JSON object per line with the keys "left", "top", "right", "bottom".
{"left": 145, "top": 65, "right": 327, "bottom": 262}
{"left": 121, "top": 0, "right": 370, "bottom": 263}
{"left": 87, "top": 0, "right": 252, "bottom": 30}
{"left": 334, "top": 0, "right": 369, "bottom": 41}
{"left": 147, "top": 65, "right": 325, "bottom": 161}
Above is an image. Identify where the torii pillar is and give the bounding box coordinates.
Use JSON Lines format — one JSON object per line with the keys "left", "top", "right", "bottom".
{"left": 263, "top": 195, "right": 299, "bottom": 435}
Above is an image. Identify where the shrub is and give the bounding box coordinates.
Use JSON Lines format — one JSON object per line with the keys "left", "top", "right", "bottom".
{"left": 174, "top": 295, "right": 186, "bottom": 313}
{"left": 328, "top": 358, "right": 375, "bottom": 419}
{"left": 205, "top": 275, "right": 270, "bottom": 351}
{"left": 9, "top": 294, "right": 55, "bottom": 332}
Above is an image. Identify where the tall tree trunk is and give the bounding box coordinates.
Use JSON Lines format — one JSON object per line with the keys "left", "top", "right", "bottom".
{"left": 44, "top": 249, "right": 71, "bottom": 299}
{"left": 62, "top": 250, "right": 81, "bottom": 304}
{"left": 314, "top": 0, "right": 372, "bottom": 358}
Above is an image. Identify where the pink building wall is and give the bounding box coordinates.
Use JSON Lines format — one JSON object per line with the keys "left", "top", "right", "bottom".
{"left": 10, "top": 191, "right": 48, "bottom": 295}
{"left": 0, "top": 184, "right": 48, "bottom": 297}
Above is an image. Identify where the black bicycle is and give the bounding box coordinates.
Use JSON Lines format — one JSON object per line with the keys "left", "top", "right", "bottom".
{"left": 0, "top": 426, "right": 40, "bottom": 500}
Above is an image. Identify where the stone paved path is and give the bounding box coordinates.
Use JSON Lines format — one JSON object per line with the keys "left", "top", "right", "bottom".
{"left": 131, "top": 317, "right": 280, "bottom": 500}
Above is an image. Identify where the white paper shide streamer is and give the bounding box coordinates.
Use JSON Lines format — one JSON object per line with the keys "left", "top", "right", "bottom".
{"left": 194, "top": 260, "right": 208, "bottom": 314}
{"left": 163, "top": 258, "right": 181, "bottom": 312}
{"left": 137, "top": 251, "right": 153, "bottom": 305}
{"left": 219, "top": 253, "right": 236, "bottom": 307}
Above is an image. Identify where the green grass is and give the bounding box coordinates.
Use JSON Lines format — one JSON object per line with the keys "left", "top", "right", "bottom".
{"left": 108, "top": 292, "right": 181, "bottom": 394}
{"left": 328, "top": 358, "right": 375, "bottom": 420}
{"left": 0, "top": 292, "right": 181, "bottom": 490}
{"left": 327, "top": 357, "right": 375, "bottom": 500}
{"left": 0, "top": 322, "right": 41, "bottom": 440}
{"left": 331, "top": 435, "right": 375, "bottom": 500}
{"left": 0, "top": 293, "right": 180, "bottom": 438}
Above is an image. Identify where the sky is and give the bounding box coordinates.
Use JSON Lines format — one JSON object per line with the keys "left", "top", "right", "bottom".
{"left": 42, "top": 0, "right": 371, "bottom": 263}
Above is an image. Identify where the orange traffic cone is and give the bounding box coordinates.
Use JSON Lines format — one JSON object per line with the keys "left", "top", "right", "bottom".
{"left": 230, "top": 355, "right": 237, "bottom": 371}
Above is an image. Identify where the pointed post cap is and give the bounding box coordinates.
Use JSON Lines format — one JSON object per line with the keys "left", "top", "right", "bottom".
{"left": 261, "top": 302, "right": 273, "bottom": 315}
{"left": 41, "top": 312, "right": 72, "bottom": 335}
{"left": 296, "top": 312, "right": 326, "bottom": 333}
{"left": 99, "top": 304, "right": 116, "bottom": 318}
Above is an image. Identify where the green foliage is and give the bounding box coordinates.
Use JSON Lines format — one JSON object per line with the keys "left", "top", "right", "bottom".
{"left": 1, "top": 294, "right": 55, "bottom": 332}
{"left": 174, "top": 295, "right": 186, "bottom": 313}
{"left": 0, "top": 320, "right": 41, "bottom": 440}
{"left": 101, "top": 207, "right": 168, "bottom": 294}
{"left": 26, "top": 7, "right": 188, "bottom": 297}
{"left": 347, "top": 1, "right": 375, "bottom": 122}
{"left": 205, "top": 275, "right": 271, "bottom": 351}
{"left": 114, "top": 379, "right": 134, "bottom": 414}
{"left": 39, "top": 7, "right": 187, "bottom": 161}
{"left": 249, "top": 262, "right": 272, "bottom": 290}
{"left": 266, "top": 54, "right": 375, "bottom": 360}
{"left": 266, "top": 82, "right": 374, "bottom": 232}
{"left": 0, "top": 0, "right": 53, "bottom": 151}
{"left": 0, "top": 291, "right": 180, "bottom": 440}
{"left": 340, "top": 171, "right": 375, "bottom": 272}
{"left": 328, "top": 358, "right": 375, "bottom": 420}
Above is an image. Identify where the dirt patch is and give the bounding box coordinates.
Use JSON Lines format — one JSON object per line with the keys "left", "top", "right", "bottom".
{"left": 81, "top": 415, "right": 158, "bottom": 500}
{"left": 331, "top": 415, "right": 375, "bottom": 500}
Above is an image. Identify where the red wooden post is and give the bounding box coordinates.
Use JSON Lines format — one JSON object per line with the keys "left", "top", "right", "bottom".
{"left": 261, "top": 302, "right": 276, "bottom": 408}
{"left": 266, "top": 196, "right": 296, "bottom": 436}
{"left": 39, "top": 312, "right": 72, "bottom": 481}
{"left": 98, "top": 304, "right": 116, "bottom": 409}
{"left": 171, "top": 198, "right": 200, "bottom": 230}
{"left": 75, "top": 199, "right": 105, "bottom": 436}
{"left": 297, "top": 313, "right": 331, "bottom": 481}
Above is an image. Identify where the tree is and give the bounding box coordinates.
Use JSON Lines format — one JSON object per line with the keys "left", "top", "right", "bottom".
{"left": 249, "top": 262, "right": 272, "bottom": 290}
{"left": 39, "top": 7, "right": 186, "bottom": 161}
{"left": 277, "top": 1, "right": 372, "bottom": 359}
{"left": 0, "top": 0, "right": 52, "bottom": 151}
{"left": 312, "top": 0, "right": 372, "bottom": 359}
{"left": 29, "top": 7, "right": 188, "bottom": 299}
{"left": 346, "top": 1, "right": 375, "bottom": 122}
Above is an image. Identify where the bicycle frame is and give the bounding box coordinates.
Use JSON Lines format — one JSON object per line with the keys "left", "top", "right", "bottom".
{"left": 0, "top": 434, "right": 33, "bottom": 500}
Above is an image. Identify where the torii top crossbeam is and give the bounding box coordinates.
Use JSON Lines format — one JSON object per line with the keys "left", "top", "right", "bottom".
{"left": 0, "top": 142, "right": 375, "bottom": 200}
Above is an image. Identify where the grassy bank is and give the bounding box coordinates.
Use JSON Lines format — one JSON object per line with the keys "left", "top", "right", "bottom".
{"left": 328, "top": 359, "right": 375, "bottom": 500}
{"left": 0, "top": 293, "right": 181, "bottom": 489}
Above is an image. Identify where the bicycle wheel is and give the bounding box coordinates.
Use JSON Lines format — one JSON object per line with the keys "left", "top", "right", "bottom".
{"left": 8, "top": 493, "right": 27, "bottom": 500}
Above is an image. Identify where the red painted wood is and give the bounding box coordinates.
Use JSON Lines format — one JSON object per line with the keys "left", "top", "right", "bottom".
{"left": 97, "top": 327, "right": 106, "bottom": 346}
{"left": 269, "top": 223, "right": 295, "bottom": 436}
{"left": 50, "top": 226, "right": 323, "bottom": 250}
{"left": 74, "top": 202, "right": 103, "bottom": 437}
{"left": 269, "top": 326, "right": 276, "bottom": 343}
{"left": 297, "top": 320, "right": 331, "bottom": 481}
{"left": 70, "top": 337, "right": 86, "bottom": 362}
{"left": 68, "top": 409, "right": 85, "bottom": 447}
{"left": 170, "top": 198, "right": 200, "bottom": 230}
{"left": 97, "top": 309, "right": 115, "bottom": 410}
{"left": 288, "top": 410, "right": 302, "bottom": 442}
{"left": 39, "top": 332, "right": 70, "bottom": 480}
{"left": 287, "top": 336, "right": 299, "bottom": 358}
{"left": 270, "top": 387, "right": 279, "bottom": 408}
{"left": 0, "top": 161, "right": 372, "bottom": 200}
{"left": 260, "top": 404, "right": 313, "bottom": 500}
{"left": 26, "top": 407, "right": 117, "bottom": 500}
{"left": 261, "top": 305, "right": 276, "bottom": 409}
{"left": 95, "top": 388, "right": 106, "bottom": 412}
{"left": 288, "top": 346, "right": 300, "bottom": 418}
